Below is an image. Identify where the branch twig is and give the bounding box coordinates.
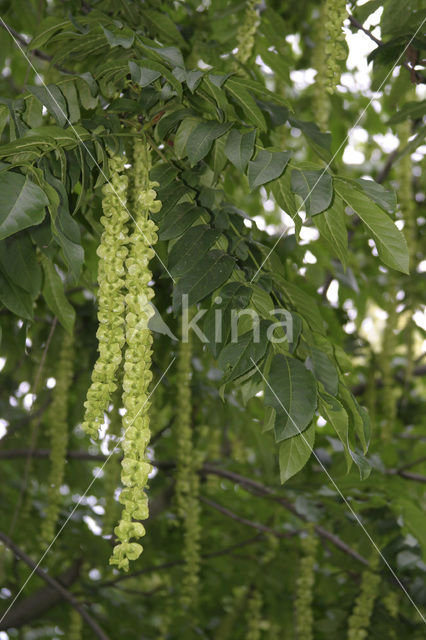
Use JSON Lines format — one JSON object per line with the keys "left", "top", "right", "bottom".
{"left": 200, "top": 495, "right": 299, "bottom": 539}
{"left": 348, "top": 15, "right": 425, "bottom": 84}
{"left": 0, "top": 531, "right": 109, "bottom": 639}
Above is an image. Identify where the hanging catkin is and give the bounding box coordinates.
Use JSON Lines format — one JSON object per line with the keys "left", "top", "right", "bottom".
{"left": 40, "top": 330, "right": 74, "bottom": 546}
{"left": 175, "top": 329, "right": 202, "bottom": 608}
{"left": 68, "top": 608, "right": 82, "bottom": 640}
{"left": 110, "top": 137, "right": 160, "bottom": 571}
{"left": 246, "top": 589, "right": 263, "bottom": 640}
{"left": 103, "top": 399, "right": 122, "bottom": 534}
{"left": 397, "top": 114, "right": 416, "bottom": 387}
{"left": 324, "top": 0, "right": 347, "bottom": 93}
{"left": 234, "top": 0, "right": 259, "bottom": 65}
{"left": 347, "top": 555, "right": 380, "bottom": 640}
{"left": 312, "top": 3, "right": 330, "bottom": 132}
{"left": 294, "top": 523, "right": 318, "bottom": 640}
{"left": 380, "top": 287, "right": 398, "bottom": 441}
{"left": 82, "top": 153, "right": 129, "bottom": 439}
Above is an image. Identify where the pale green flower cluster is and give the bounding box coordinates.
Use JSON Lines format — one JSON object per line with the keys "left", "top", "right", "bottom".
{"left": 174, "top": 332, "right": 203, "bottom": 607}
{"left": 347, "top": 557, "right": 381, "bottom": 640}
{"left": 312, "top": 3, "right": 330, "bottom": 131}
{"left": 110, "top": 138, "right": 160, "bottom": 571}
{"left": 324, "top": 0, "right": 347, "bottom": 93}
{"left": 235, "top": 0, "right": 259, "bottom": 65}
{"left": 41, "top": 330, "right": 74, "bottom": 546}
{"left": 103, "top": 399, "right": 122, "bottom": 534}
{"left": 295, "top": 524, "right": 318, "bottom": 640}
{"left": 246, "top": 590, "right": 263, "bottom": 640}
{"left": 175, "top": 337, "right": 193, "bottom": 519}
{"left": 68, "top": 608, "right": 82, "bottom": 640}
{"left": 82, "top": 154, "right": 129, "bottom": 439}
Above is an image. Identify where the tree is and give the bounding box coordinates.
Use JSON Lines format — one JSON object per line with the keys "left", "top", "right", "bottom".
{"left": 0, "top": 0, "right": 425, "bottom": 637}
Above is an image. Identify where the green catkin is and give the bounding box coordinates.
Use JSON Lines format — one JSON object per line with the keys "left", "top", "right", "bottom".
{"left": 109, "top": 138, "right": 161, "bottom": 571}
{"left": 234, "top": 0, "right": 259, "bottom": 65}
{"left": 175, "top": 336, "right": 193, "bottom": 520}
{"left": 397, "top": 116, "right": 416, "bottom": 387}
{"left": 347, "top": 556, "right": 380, "bottom": 640}
{"left": 380, "top": 287, "right": 398, "bottom": 441}
{"left": 246, "top": 589, "right": 263, "bottom": 640}
{"left": 312, "top": 3, "right": 330, "bottom": 131}
{"left": 175, "top": 330, "right": 202, "bottom": 608}
{"left": 40, "top": 330, "right": 74, "bottom": 546}
{"left": 82, "top": 154, "right": 130, "bottom": 439}
{"left": 103, "top": 400, "right": 122, "bottom": 534}
{"left": 294, "top": 523, "right": 318, "bottom": 640}
{"left": 324, "top": 0, "right": 347, "bottom": 93}
{"left": 68, "top": 608, "right": 82, "bottom": 640}
{"left": 364, "top": 352, "right": 377, "bottom": 423}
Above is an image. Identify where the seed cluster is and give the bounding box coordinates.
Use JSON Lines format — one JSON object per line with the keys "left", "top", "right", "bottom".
{"left": 295, "top": 524, "right": 318, "bottom": 640}
{"left": 324, "top": 0, "right": 347, "bottom": 93}
{"left": 235, "top": 0, "right": 259, "bottom": 65}
{"left": 175, "top": 332, "right": 202, "bottom": 607}
{"left": 110, "top": 138, "right": 160, "bottom": 571}
{"left": 246, "top": 589, "right": 263, "bottom": 640}
{"left": 312, "top": 3, "right": 330, "bottom": 131}
{"left": 41, "top": 330, "right": 74, "bottom": 546}
{"left": 82, "top": 154, "right": 129, "bottom": 439}
{"left": 347, "top": 556, "right": 380, "bottom": 640}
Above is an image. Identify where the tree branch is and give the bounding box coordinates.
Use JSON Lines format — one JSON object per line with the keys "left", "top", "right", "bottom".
{"left": 98, "top": 535, "right": 263, "bottom": 588}
{"left": 199, "top": 464, "right": 369, "bottom": 566}
{"left": 199, "top": 495, "right": 299, "bottom": 539}
{"left": 0, "top": 559, "right": 81, "bottom": 630}
{"left": 0, "top": 21, "right": 71, "bottom": 74}
{"left": 348, "top": 15, "right": 425, "bottom": 84}
{"left": 0, "top": 532, "right": 109, "bottom": 639}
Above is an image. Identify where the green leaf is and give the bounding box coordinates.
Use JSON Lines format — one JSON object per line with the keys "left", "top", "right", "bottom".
{"left": 248, "top": 151, "right": 291, "bottom": 191}
{"left": 41, "top": 256, "right": 75, "bottom": 332}
{"left": 129, "top": 60, "right": 182, "bottom": 97}
{"left": 174, "top": 118, "right": 200, "bottom": 158}
{"left": 291, "top": 169, "right": 333, "bottom": 216}
{"left": 128, "top": 61, "right": 161, "bottom": 87}
{"left": 308, "top": 346, "right": 339, "bottom": 396}
{"left": 275, "top": 277, "right": 325, "bottom": 335}
{"left": 28, "top": 85, "right": 68, "bottom": 127}
{"left": 159, "top": 204, "right": 204, "bottom": 241}
{"left": 394, "top": 499, "right": 426, "bottom": 561}
{"left": 0, "top": 268, "right": 33, "bottom": 320}
{"left": 59, "top": 81, "right": 80, "bottom": 124}
{"left": 0, "top": 234, "right": 41, "bottom": 298}
{"left": 204, "top": 282, "right": 252, "bottom": 357}
{"left": 144, "top": 45, "right": 185, "bottom": 69}
{"left": 387, "top": 100, "right": 426, "bottom": 124}
{"left": 168, "top": 225, "right": 221, "bottom": 278}
{"left": 264, "top": 354, "right": 317, "bottom": 443}
{"left": 102, "top": 26, "right": 134, "bottom": 49}
{"left": 44, "top": 170, "right": 83, "bottom": 281}
{"left": 218, "top": 323, "right": 269, "bottom": 382}
{"left": 225, "top": 80, "right": 267, "bottom": 131}
{"left": 313, "top": 197, "right": 348, "bottom": 268}
{"left": 225, "top": 129, "right": 256, "bottom": 173}
{"left": 355, "top": 178, "right": 396, "bottom": 214}
{"left": 173, "top": 250, "right": 235, "bottom": 312}
{"left": 279, "top": 422, "right": 316, "bottom": 484}
{"left": 339, "top": 384, "right": 369, "bottom": 454}
{"left": 319, "top": 393, "right": 352, "bottom": 472}
{"left": 288, "top": 118, "right": 332, "bottom": 162}
{"left": 335, "top": 180, "right": 409, "bottom": 273}
{"left": 0, "top": 172, "right": 48, "bottom": 240}
{"left": 186, "top": 121, "right": 232, "bottom": 165}
{"left": 271, "top": 170, "right": 298, "bottom": 219}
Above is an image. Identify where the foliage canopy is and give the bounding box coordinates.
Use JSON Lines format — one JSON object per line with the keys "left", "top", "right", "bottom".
{"left": 0, "top": 0, "right": 425, "bottom": 638}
